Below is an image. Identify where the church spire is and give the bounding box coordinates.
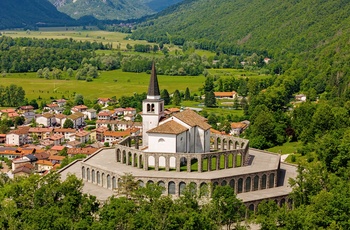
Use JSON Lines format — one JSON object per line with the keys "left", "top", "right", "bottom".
{"left": 147, "top": 62, "right": 160, "bottom": 97}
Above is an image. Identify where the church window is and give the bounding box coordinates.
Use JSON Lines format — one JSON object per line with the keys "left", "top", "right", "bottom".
{"left": 147, "top": 104, "right": 151, "bottom": 112}
{"left": 158, "top": 138, "right": 165, "bottom": 143}
{"left": 151, "top": 104, "right": 155, "bottom": 112}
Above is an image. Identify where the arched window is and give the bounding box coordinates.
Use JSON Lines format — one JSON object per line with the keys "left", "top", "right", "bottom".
{"left": 168, "top": 181, "right": 175, "bottom": 195}
{"left": 229, "top": 179, "right": 235, "bottom": 191}
{"left": 253, "top": 175, "right": 259, "bottom": 191}
{"left": 97, "top": 171, "right": 100, "bottom": 184}
{"left": 87, "top": 168, "right": 90, "bottom": 181}
{"left": 221, "top": 180, "right": 227, "bottom": 186}
{"left": 151, "top": 104, "right": 155, "bottom": 112}
{"left": 112, "top": 177, "right": 117, "bottom": 189}
{"left": 92, "top": 170, "right": 95, "bottom": 183}
{"left": 179, "top": 182, "right": 186, "bottom": 195}
{"left": 107, "top": 175, "right": 111, "bottom": 189}
{"left": 158, "top": 138, "right": 165, "bottom": 143}
{"left": 147, "top": 104, "right": 151, "bottom": 112}
{"left": 261, "top": 174, "right": 267, "bottom": 189}
{"left": 269, "top": 173, "right": 275, "bottom": 188}
{"left": 82, "top": 167, "right": 85, "bottom": 179}
{"left": 200, "top": 183, "right": 209, "bottom": 196}
{"left": 238, "top": 178, "right": 243, "bottom": 193}
{"left": 245, "top": 177, "right": 251, "bottom": 192}
{"left": 158, "top": 181, "right": 166, "bottom": 194}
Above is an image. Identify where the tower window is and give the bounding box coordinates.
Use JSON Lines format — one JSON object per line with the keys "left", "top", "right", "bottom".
{"left": 147, "top": 104, "right": 151, "bottom": 112}
{"left": 151, "top": 104, "right": 155, "bottom": 112}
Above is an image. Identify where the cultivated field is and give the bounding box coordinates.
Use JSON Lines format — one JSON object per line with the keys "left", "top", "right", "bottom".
{"left": 1, "top": 28, "right": 152, "bottom": 50}
{"left": 1, "top": 70, "right": 205, "bottom": 101}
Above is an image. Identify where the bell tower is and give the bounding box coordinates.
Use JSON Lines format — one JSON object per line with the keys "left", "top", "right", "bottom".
{"left": 142, "top": 62, "right": 164, "bottom": 147}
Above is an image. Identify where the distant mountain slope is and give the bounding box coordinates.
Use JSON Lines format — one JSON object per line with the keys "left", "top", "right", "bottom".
{"left": 132, "top": 0, "right": 350, "bottom": 56}
{"left": 141, "top": 0, "right": 184, "bottom": 12}
{"left": 48, "top": 0, "right": 154, "bottom": 20}
{"left": 0, "top": 0, "right": 76, "bottom": 29}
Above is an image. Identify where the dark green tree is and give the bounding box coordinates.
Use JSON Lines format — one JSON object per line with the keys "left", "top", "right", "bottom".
{"left": 173, "top": 89, "right": 181, "bottom": 106}
{"left": 63, "top": 119, "right": 74, "bottom": 129}
{"left": 161, "top": 89, "right": 171, "bottom": 105}
{"left": 204, "top": 91, "right": 216, "bottom": 107}
{"left": 184, "top": 87, "right": 191, "bottom": 100}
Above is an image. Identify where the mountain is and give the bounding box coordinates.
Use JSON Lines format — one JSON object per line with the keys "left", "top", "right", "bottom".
{"left": 141, "top": 0, "right": 184, "bottom": 12}
{"left": 0, "top": 0, "right": 76, "bottom": 29}
{"left": 48, "top": 0, "right": 154, "bottom": 20}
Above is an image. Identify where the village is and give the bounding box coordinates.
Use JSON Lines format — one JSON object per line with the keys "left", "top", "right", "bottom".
{"left": 0, "top": 91, "right": 259, "bottom": 179}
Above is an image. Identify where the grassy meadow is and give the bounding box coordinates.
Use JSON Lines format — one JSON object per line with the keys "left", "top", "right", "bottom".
{"left": 1, "top": 70, "right": 205, "bottom": 101}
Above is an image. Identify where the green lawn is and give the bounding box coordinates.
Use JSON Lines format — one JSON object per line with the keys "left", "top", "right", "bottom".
{"left": 208, "top": 68, "right": 271, "bottom": 80}
{"left": 267, "top": 141, "right": 302, "bottom": 155}
{"left": 179, "top": 100, "right": 244, "bottom": 117}
{"left": 0, "top": 70, "right": 205, "bottom": 101}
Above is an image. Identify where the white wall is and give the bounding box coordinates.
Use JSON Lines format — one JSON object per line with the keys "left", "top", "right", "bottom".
{"left": 148, "top": 133, "right": 176, "bottom": 153}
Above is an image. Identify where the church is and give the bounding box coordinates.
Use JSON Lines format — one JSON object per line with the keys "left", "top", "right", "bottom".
{"left": 59, "top": 63, "right": 297, "bottom": 213}
{"left": 142, "top": 63, "right": 211, "bottom": 168}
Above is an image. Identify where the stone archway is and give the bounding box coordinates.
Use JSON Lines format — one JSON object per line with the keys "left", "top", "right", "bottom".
{"left": 116, "top": 149, "right": 121, "bottom": 162}
{"left": 179, "top": 182, "right": 186, "bottom": 195}
{"left": 159, "top": 156, "right": 166, "bottom": 169}
{"left": 261, "top": 174, "right": 267, "bottom": 189}
{"left": 253, "top": 175, "right": 259, "bottom": 191}
{"left": 238, "top": 178, "right": 243, "bottom": 193}
{"left": 191, "top": 157, "right": 198, "bottom": 172}
{"left": 168, "top": 181, "right": 176, "bottom": 195}
{"left": 200, "top": 182, "right": 209, "bottom": 197}
{"left": 245, "top": 177, "right": 251, "bottom": 192}
{"left": 269, "top": 173, "right": 275, "bottom": 188}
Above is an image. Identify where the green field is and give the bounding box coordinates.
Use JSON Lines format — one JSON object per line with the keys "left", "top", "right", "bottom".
{"left": 1, "top": 70, "right": 205, "bottom": 101}
{"left": 1, "top": 29, "right": 154, "bottom": 50}
{"left": 208, "top": 68, "right": 271, "bottom": 80}
{"left": 267, "top": 141, "right": 302, "bottom": 155}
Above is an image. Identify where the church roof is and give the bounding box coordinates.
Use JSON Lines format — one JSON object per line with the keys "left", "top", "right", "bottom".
{"left": 147, "top": 120, "right": 188, "bottom": 135}
{"left": 147, "top": 62, "right": 160, "bottom": 96}
{"left": 173, "top": 109, "right": 211, "bottom": 130}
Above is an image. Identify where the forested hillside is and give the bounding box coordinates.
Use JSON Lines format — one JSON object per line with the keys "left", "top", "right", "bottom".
{"left": 0, "top": 0, "right": 76, "bottom": 29}
{"left": 132, "top": 0, "right": 350, "bottom": 99}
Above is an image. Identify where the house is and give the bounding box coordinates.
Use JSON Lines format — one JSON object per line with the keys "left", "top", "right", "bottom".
{"left": 67, "top": 112, "right": 84, "bottom": 128}
{"left": 104, "top": 130, "right": 131, "bottom": 145}
{"left": 12, "top": 154, "right": 37, "bottom": 171}
{"left": 45, "top": 103, "right": 60, "bottom": 113}
{"left": 84, "top": 109, "right": 97, "bottom": 120}
{"left": 214, "top": 91, "right": 237, "bottom": 99}
{"left": 36, "top": 113, "right": 56, "bottom": 127}
{"left": 114, "top": 108, "right": 125, "bottom": 116}
{"left": 230, "top": 121, "right": 250, "bottom": 136}
{"left": 97, "top": 110, "right": 113, "bottom": 120}
{"left": 295, "top": 94, "right": 307, "bottom": 102}
{"left": 12, "top": 164, "right": 33, "bottom": 177}
{"left": 47, "top": 145, "right": 65, "bottom": 155}
{"left": 20, "top": 106, "right": 34, "bottom": 112}
{"left": 53, "top": 128, "right": 76, "bottom": 139}
{"left": 123, "top": 114, "right": 134, "bottom": 121}
{"left": 0, "top": 147, "right": 22, "bottom": 159}
{"left": 94, "top": 126, "right": 109, "bottom": 142}
{"left": 36, "top": 160, "right": 54, "bottom": 172}
{"left": 71, "top": 105, "right": 88, "bottom": 113}
{"left": 55, "top": 114, "right": 67, "bottom": 127}
{"left": 29, "top": 127, "right": 53, "bottom": 140}
{"left": 97, "top": 98, "right": 111, "bottom": 107}
{"left": 66, "top": 140, "right": 82, "bottom": 148}
{"left": 263, "top": 57, "right": 271, "bottom": 64}
{"left": 6, "top": 128, "right": 30, "bottom": 146}
{"left": 35, "top": 152, "right": 50, "bottom": 161}
{"left": 123, "top": 107, "right": 137, "bottom": 116}
{"left": 72, "top": 130, "right": 90, "bottom": 143}
{"left": 55, "top": 99, "right": 67, "bottom": 107}
{"left": 48, "top": 155, "right": 65, "bottom": 164}
{"left": 96, "top": 120, "right": 119, "bottom": 131}
{"left": 49, "top": 134, "right": 65, "bottom": 146}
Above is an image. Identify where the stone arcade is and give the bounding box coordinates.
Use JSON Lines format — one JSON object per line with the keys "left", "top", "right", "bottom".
{"left": 59, "top": 63, "right": 297, "bottom": 212}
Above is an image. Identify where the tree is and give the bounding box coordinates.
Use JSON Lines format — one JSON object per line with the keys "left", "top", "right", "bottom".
{"left": 63, "top": 119, "right": 74, "bottom": 129}
{"left": 184, "top": 87, "right": 191, "bottom": 100}
{"left": 204, "top": 91, "right": 216, "bottom": 107}
{"left": 173, "top": 89, "right": 181, "bottom": 106}
{"left": 161, "top": 89, "right": 171, "bottom": 105}
{"left": 117, "top": 173, "right": 139, "bottom": 199}
{"left": 74, "top": 94, "right": 84, "bottom": 105}
{"left": 203, "top": 76, "right": 215, "bottom": 92}
{"left": 211, "top": 186, "right": 246, "bottom": 229}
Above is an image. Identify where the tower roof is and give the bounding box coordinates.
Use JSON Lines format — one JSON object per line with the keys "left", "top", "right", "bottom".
{"left": 148, "top": 62, "right": 160, "bottom": 97}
